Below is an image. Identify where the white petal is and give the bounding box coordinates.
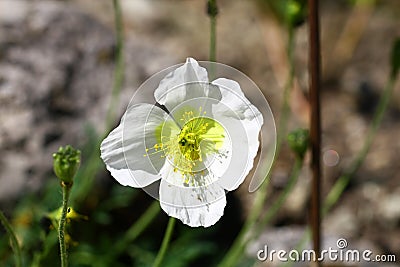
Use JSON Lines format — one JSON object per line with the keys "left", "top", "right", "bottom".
{"left": 104, "top": 166, "right": 161, "bottom": 188}
{"left": 159, "top": 166, "right": 226, "bottom": 227}
{"left": 209, "top": 78, "right": 263, "bottom": 191}
{"left": 100, "top": 104, "right": 178, "bottom": 187}
{"left": 215, "top": 116, "right": 261, "bottom": 191}
{"left": 154, "top": 58, "right": 220, "bottom": 112}
{"left": 159, "top": 158, "right": 219, "bottom": 188}
{"left": 211, "top": 78, "right": 263, "bottom": 122}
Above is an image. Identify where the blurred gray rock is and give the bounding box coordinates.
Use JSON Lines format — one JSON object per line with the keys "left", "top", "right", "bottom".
{"left": 324, "top": 206, "right": 359, "bottom": 238}
{"left": 378, "top": 187, "right": 400, "bottom": 227}
{"left": 0, "top": 0, "right": 173, "bottom": 202}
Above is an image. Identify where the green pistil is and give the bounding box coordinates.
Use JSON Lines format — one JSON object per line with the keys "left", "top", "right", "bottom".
{"left": 177, "top": 117, "right": 224, "bottom": 163}
{"left": 147, "top": 109, "right": 226, "bottom": 179}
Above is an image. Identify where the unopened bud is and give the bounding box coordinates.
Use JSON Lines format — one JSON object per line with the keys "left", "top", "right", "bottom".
{"left": 287, "top": 129, "right": 309, "bottom": 159}
{"left": 53, "top": 145, "right": 81, "bottom": 185}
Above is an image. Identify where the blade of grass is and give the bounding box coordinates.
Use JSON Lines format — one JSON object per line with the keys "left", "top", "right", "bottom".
{"left": 0, "top": 210, "right": 22, "bottom": 267}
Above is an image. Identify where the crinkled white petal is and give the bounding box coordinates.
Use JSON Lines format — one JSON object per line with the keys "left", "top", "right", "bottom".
{"left": 160, "top": 157, "right": 219, "bottom": 188}
{"left": 154, "top": 58, "right": 221, "bottom": 112}
{"left": 159, "top": 165, "right": 226, "bottom": 227}
{"left": 103, "top": 167, "right": 161, "bottom": 188}
{"left": 210, "top": 78, "right": 263, "bottom": 191}
{"left": 159, "top": 181, "right": 226, "bottom": 228}
{"left": 213, "top": 115, "right": 261, "bottom": 191}
{"left": 100, "top": 104, "right": 178, "bottom": 187}
{"left": 211, "top": 78, "right": 262, "bottom": 121}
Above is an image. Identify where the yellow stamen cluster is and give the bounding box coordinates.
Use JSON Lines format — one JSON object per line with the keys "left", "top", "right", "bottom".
{"left": 145, "top": 107, "right": 225, "bottom": 185}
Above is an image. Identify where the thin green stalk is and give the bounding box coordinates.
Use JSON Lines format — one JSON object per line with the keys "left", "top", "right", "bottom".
{"left": 282, "top": 63, "right": 398, "bottom": 267}
{"left": 59, "top": 183, "right": 72, "bottom": 267}
{"left": 217, "top": 180, "right": 270, "bottom": 267}
{"left": 105, "top": 201, "right": 160, "bottom": 262}
{"left": 218, "top": 26, "right": 296, "bottom": 267}
{"left": 259, "top": 157, "right": 303, "bottom": 228}
{"left": 276, "top": 27, "right": 295, "bottom": 156}
{"left": 280, "top": 228, "right": 310, "bottom": 267}
{"left": 70, "top": 144, "right": 102, "bottom": 206}
{"left": 75, "top": 1, "right": 156, "bottom": 262}
{"left": 71, "top": 0, "right": 125, "bottom": 206}
{"left": 32, "top": 230, "right": 58, "bottom": 267}
{"left": 106, "top": 0, "right": 125, "bottom": 130}
{"left": 208, "top": 0, "right": 218, "bottom": 81}
{"left": 323, "top": 75, "right": 396, "bottom": 214}
{"left": 208, "top": 0, "right": 218, "bottom": 63}
{"left": 218, "top": 156, "right": 302, "bottom": 267}
{"left": 0, "top": 210, "right": 22, "bottom": 267}
{"left": 152, "top": 217, "right": 176, "bottom": 267}
{"left": 209, "top": 16, "right": 217, "bottom": 62}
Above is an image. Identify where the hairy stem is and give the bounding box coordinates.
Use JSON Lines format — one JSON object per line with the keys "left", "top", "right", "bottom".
{"left": 59, "top": 183, "right": 72, "bottom": 267}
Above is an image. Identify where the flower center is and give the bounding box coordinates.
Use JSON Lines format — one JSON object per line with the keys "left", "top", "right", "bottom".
{"left": 174, "top": 116, "right": 225, "bottom": 172}
{"left": 146, "top": 108, "right": 226, "bottom": 179}
{"left": 178, "top": 118, "right": 208, "bottom": 161}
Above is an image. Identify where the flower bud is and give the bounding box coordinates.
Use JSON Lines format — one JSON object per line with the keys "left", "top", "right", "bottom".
{"left": 53, "top": 145, "right": 81, "bottom": 184}
{"left": 287, "top": 128, "right": 309, "bottom": 159}
{"left": 285, "top": 0, "right": 306, "bottom": 28}
{"left": 207, "top": 0, "right": 218, "bottom": 17}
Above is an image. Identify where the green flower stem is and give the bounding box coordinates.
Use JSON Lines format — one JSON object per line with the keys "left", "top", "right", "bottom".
{"left": 0, "top": 210, "right": 22, "bottom": 267}
{"left": 78, "top": 1, "right": 155, "bottom": 261}
{"left": 106, "top": 0, "right": 124, "bottom": 130}
{"left": 280, "top": 228, "right": 310, "bottom": 267}
{"left": 104, "top": 201, "right": 160, "bottom": 263}
{"left": 276, "top": 26, "right": 295, "bottom": 156}
{"left": 143, "top": 9, "right": 220, "bottom": 267}
{"left": 324, "top": 74, "right": 396, "bottom": 215}
{"left": 259, "top": 157, "right": 303, "bottom": 229}
{"left": 218, "top": 156, "right": 303, "bottom": 267}
{"left": 208, "top": 0, "right": 218, "bottom": 63}
{"left": 70, "top": 146, "right": 102, "bottom": 206}
{"left": 59, "top": 182, "right": 72, "bottom": 267}
{"left": 117, "top": 201, "right": 160, "bottom": 251}
{"left": 217, "top": 179, "right": 269, "bottom": 267}
{"left": 282, "top": 59, "right": 398, "bottom": 267}
{"left": 72, "top": 0, "right": 124, "bottom": 206}
{"left": 152, "top": 217, "right": 176, "bottom": 267}
{"left": 218, "top": 26, "right": 296, "bottom": 267}
{"left": 209, "top": 14, "right": 217, "bottom": 62}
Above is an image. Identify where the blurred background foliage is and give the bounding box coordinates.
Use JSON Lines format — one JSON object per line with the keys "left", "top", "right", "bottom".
{"left": 0, "top": 0, "right": 399, "bottom": 266}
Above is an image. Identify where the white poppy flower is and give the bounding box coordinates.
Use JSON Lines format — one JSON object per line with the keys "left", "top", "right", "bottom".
{"left": 100, "top": 58, "right": 263, "bottom": 227}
